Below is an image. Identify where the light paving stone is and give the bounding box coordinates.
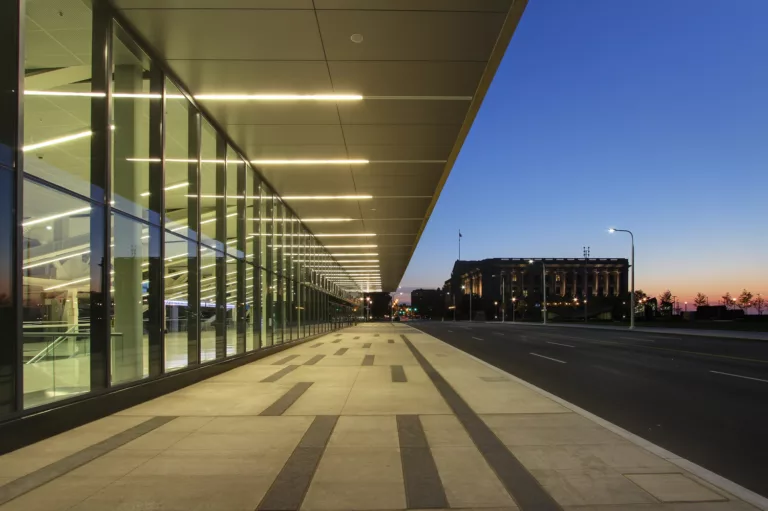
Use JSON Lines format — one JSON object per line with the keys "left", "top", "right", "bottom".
{"left": 531, "top": 467, "right": 659, "bottom": 506}
{"left": 283, "top": 385, "right": 352, "bottom": 415}
{"left": 431, "top": 446, "right": 517, "bottom": 509}
{"left": 327, "top": 416, "right": 399, "bottom": 448}
{"left": 71, "top": 474, "right": 269, "bottom": 511}
{"left": 420, "top": 414, "right": 476, "bottom": 447}
{"left": 625, "top": 473, "right": 727, "bottom": 503}
{"left": 0, "top": 475, "right": 115, "bottom": 511}
{"left": 303, "top": 446, "right": 405, "bottom": 511}
{"left": 482, "top": 413, "right": 625, "bottom": 446}
{"left": 342, "top": 383, "right": 451, "bottom": 415}
{"left": 276, "top": 366, "right": 360, "bottom": 387}
{"left": 509, "top": 443, "right": 675, "bottom": 471}
{"left": 136, "top": 449, "right": 289, "bottom": 477}
{"left": 68, "top": 449, "right": 160, "bottom": 477}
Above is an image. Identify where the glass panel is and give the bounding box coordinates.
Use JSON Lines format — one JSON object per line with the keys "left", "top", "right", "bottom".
{"left": 274, "top": 201, "right": 284, "bottom": 344}
{"left": 111, "top": 25, "right": 154, "bottom": 222}
{"left": 263, "top": 189, "right": 274, "bottom": 346}
{"left": 226, "top": 255, "right": 237, "bottom": 356}
{"left": 22, "top": 179, "right": 92, "bottom": 408}
{"left": 199, "top": 120, "right": 220, "bottom": 250}
{"left": 164, "top": 230, "right": 193, "bottom": 371}
{"left": 164, "top": 79, "right": 196, "bottom": 239}
{"left": 0, "top": 168, "right": 14, "bottom": 414}
{"left": 111, "top": 212, "right": 156, "bottom": 385}
{"left": 23, "top": 0, "right": 93, "bottom": 197}
{"left": 245, "top": 165, "right": 256, "bottom": 351}
{"left": 225, "top": 146, "right": 240, "bottom": 258}
{"left": 200, "top": 248, "right": 222, "bottom": 361}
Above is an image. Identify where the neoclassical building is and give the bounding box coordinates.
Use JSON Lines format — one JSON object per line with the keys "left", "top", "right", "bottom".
{"left": 444, "top": 257, "right": 630, "bottom": 309}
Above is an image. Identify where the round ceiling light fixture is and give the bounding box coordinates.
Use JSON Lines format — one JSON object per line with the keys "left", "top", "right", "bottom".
{"left": 350, "top": 33, "right": 364, "bottom": 43}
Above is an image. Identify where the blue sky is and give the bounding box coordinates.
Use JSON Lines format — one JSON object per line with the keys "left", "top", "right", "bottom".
{"left": 400, "top": 0, "right": 768, "bottom": 303}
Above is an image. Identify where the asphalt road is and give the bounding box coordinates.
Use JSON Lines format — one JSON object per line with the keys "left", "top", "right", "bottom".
{"left": 410, "top": 321, "right": 768, "bottom": 498}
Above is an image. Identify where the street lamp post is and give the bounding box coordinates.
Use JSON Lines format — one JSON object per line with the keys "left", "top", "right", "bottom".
{"left": 609, "top": 228, "right": 635, "bottom": 329}
{"left": 529, "top": 259, "right": 547, "bottom": 325}
{"left": 501, "top": 271, "right": 506, "bottom": 323}
{"left": 511, "top": 297, "right": 516, "bottom": 323}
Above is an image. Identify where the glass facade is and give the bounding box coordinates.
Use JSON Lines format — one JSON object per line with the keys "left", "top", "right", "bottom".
{"left": 3, "top": 0, "right": 359, "bottom": 418}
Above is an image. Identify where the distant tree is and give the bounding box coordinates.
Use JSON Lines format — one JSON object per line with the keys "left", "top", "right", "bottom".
{"left": 634, "top": 289, "right": 648, "bottom": 303}
{"left": 693, "top": 293, "right": 708, "bottom": 307}
{"left": 737, "top": 289, "right": 754, "bottom": 314}
{"left": 721, "top": 292, "right": 734, "bottom": 309}
{"left": 515, "top": 298, "right": 528, "bottom": 320}
{"left": 753, "top": 294, "right": 766, "bottom": 316}
{"left": 659, "top": 290, "right": 673, "bottom": 304}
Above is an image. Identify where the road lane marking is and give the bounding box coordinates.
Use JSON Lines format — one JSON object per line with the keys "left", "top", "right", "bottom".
{"left": 547, "top": 341, "right": 574, "bottom": 348}
{"left": 530, "top": 352, "right": 566, "bottom": 364}
{"left": 472, "top": 337, "right": 484, "bottom": 341}
{"left": 710, "top": 370, "right": 768, "bottom": 384}
{"left": 620, "top": 336, "right": 655, "bottom": 342}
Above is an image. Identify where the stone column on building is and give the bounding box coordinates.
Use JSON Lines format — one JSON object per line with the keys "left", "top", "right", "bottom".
{"left": 572, "top": 269, "right": 578, "bottom": 296}
{"left": 603, "top": 271, "right": 610, "bottom": 297}
{"left": 593, "top": 271, "right": 599, "bottom": 296}
{"left": 614, "top": 271, "right": 621, "bottom": 296}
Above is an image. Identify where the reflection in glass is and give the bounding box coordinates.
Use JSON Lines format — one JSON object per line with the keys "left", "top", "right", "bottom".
{"left": 165, "top": 79, "right": 196, "bottom": 239}
{"left": 164, "top": 231, "right": 194, "bottom": 371}
{"left": 111, "top": 24, "right": 154, "bottom": 222}
{"left": 200, "top": 248, "right": 222, "bottom": 361}
{"left": 200, "top": 120, "right": 221, "bottom": 250}
{"left": 23, "top": 0, "right": 93, "bottom": 198}
{"left": 111, "top": 212, "right": 156, "bottom": 385}
{"left": 22, "top": 180, "right": 92, "bottom": 408}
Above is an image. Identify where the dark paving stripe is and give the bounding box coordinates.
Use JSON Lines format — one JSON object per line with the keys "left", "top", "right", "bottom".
{"left": 362, "top": 354, "right": 375, "bottom": 366}
{"left": 257, "top": 415, "right": 338, "bottom": 511}
{"left": 362, "top": 342, "right": 371, "bottom": 349}
{"left": 388, "top": 339, "right": 395, "bottom": 344}
{"left": 310, "top": 342, "right": 323, "bottom": 348}
{"left": 353, "top": 336, "right": 360, "bottom": 340}
{"left": 0, "top": 416, "right": 176, "bottom": 506}
{"left": 334, "top": 333, "right": 342, "bottom": 337}
{"left": 397, "top": 415, "right": 448, "bottom": 509}
{"left": 260, "top": 382, "right": 313, "bottom": 416}
{"left": 273, "top": 354, "right": 300, "bottom": 365}
{"left": 334, "top": 348, "right": 348, "bottom": 355}
{"left": 332, "top": 339, "right": 341, "bottom": 344}
{"left": 374, "top": 334, "right": 380, "bottom": 337}
{"left": 391, "top": 365, "right": 407, "bottom": 382}
{"left": 400, "top": 334, "right": 562, "bottom": 511}
{"left": 261, "top": 365, "right": 299, "bottom": 383}
{"left": 304, "top": 354, "right": 325, "bottom": 366}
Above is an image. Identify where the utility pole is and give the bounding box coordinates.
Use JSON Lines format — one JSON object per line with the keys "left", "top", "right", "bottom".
{"left": 501, "top": 270, "right": 506, "bottom": 323}
{"left": 583, "top": 246, "right": 590, "bottom": 323}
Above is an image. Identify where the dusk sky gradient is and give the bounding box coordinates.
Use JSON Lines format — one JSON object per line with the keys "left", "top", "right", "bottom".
{"left": 400, "top": 0, "right": 768, "bottom": 305}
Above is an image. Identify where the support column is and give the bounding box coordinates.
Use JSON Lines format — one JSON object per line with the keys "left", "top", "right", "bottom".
{"left": 604, "top": 271, "right": 610, "bottom": 297}
{"left": 593, "top": 271, "right": 599, "bottom": 296}
{"left": 572, "top": 269, "right": 578, "bottom": 296}
{"left": 614, "top": 271, "right": 621, "bottom": 296}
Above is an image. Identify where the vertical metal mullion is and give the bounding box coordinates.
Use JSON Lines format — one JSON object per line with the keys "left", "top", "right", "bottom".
{"left": 187, "top": 109, "right": 200, "bottom": 366}
{"left": 89, "top": 1, "right": 113, "bottom": 391}
{"left": 236, "top": 161, "right": 246, "bottom": 354}
{"left": 252, "top": 178, "right": 260, "bottom": 349}
{"left": 147, "top": 65, "right": 165, "bottom": 377}
{"left": 214, "top": 135, "right": 226, "bottom": 359}
{"left": 0, "top": 0, "right": 24, "bottom": 415}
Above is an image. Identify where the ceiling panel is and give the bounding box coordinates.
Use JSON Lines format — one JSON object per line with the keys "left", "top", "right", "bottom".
{"left": 225, "top": 125, "right": 344, "bottom": 146}
{"left": 341, "top": 124, "right": 461, "bottom": 146}
{"left": 245, "top": 145, "right": 349, "bottom": 159}
{"left": 337, "top": 101, "right": 470, "bottom": 125}
{"left": 316, "top": 10, "right": 506, "bottom": 61}
{"left": 315, "top": 0, "right": 512, "bottom": 11}
{"left": 260, "top": 168, "right": 357, "bottom": 195}
{"left": 347, "top": 145, "right": 453, "bottom": 161}
{"left": 328, "top": 61, "right": 487, "bottom": 96}
{"left": 166, "top": 61, "right": 333, "bottom": 94}
{"left": 119, "top": 9, "right": 324, "bottom": 60}
{"left": 199, "top": 102, "right": 340, "bottom": 125}
{"left": 116, "top": 0, "right": 312, "bottom": 8}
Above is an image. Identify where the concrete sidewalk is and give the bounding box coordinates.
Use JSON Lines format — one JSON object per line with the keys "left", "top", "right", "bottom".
{"left": 0, "top": 324, "right": 763, "bottom": 510}
{"left": 486, "top": 321, "right": 768, "bottom": 341}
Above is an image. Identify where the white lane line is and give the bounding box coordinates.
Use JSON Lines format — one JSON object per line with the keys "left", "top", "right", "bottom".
{"left": 530, "top": 352, "right": 566, "bottom": 364}
{"left": 710, "top": 370, "right": 768, "bottom": 384}
{"left": 472, "top": 337, "right": 484, "bottom": 341}
{"left": 619, "top": 336, "right": 655, "bottom": 342}
{"left": 547, "top": 341, "right": 574, "bottom": 348}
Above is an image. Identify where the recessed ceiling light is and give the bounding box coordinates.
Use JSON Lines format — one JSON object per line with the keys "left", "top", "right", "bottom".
{"left": 350, "top": 33, "right": 364, "bottom": 43}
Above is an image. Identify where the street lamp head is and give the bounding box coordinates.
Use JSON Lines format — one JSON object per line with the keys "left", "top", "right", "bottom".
{"left": 528, "top": 259, "right": 534, "bottom": 264}
{"left": 608, "top": 228, "right": 616, "bottom": 233}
